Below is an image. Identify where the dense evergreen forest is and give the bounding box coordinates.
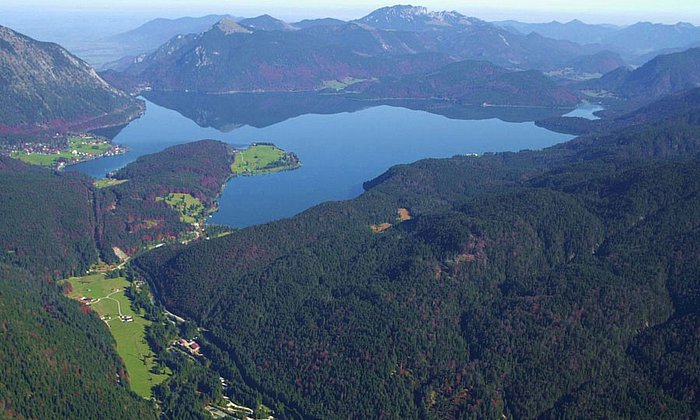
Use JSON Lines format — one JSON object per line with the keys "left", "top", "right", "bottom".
{"left": 136, "top": 88, "right": 700, "bottom": 418}
{"left": 0, "top": 264, "right": 156, "bottom": 418}
{"left": 96, "top": 140, "right": 236, "bottom": 259}
{"left": 0, "top": 141, "right": 240, "bottom": 417}
{"left": 0, "top": 140, "right": 237, "bottom": 268}
{"left": 0, "top": 160, "right": 156, "bottom": 418}
{"left": 0, "top": 157, "right": 97, "bottom": 279}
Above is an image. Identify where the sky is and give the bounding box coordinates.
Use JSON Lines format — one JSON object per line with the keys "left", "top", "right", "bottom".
{"left": 2, "top": 0, "right": 699, "bottom": 25}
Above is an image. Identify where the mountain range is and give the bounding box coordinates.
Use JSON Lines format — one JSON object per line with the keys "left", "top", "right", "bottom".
{"left": 358, "top": 59, "right": 578, "bottom": 107}
{"left": 104, "top": 7, "right": 611, "bottom": 95}
{"left": 0, "top": 25, "right": 143, "bottom": 144}
{"left": 495, "top": 19, "right": 700, "bottom": 60}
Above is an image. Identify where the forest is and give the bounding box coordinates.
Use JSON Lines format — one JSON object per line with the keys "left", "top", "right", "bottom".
{"left": 135, "top": 88, "right": 700, "bottom": 418}
{"left": 95, "top": 139, "right": 237, "bottom": 260}
{"left": 0, "top": 265, "right": 154, "bottom": 418}
{"left": 0, "top": 141, "right": 243, "bottom": 417}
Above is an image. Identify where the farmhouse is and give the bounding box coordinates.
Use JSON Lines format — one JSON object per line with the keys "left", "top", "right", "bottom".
{"left": 177, "top": 338, "right": 202, "bottom": 356}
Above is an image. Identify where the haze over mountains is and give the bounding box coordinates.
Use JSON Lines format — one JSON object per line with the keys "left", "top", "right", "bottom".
{"left": 102, "top": 6, "right": 607, "bottom": 96}
{"left": 94, "top": 5, "right": 700, "bottom": 70}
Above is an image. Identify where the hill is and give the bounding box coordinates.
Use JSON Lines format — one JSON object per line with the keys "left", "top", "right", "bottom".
{"left": 239, "top": 15, "right": 297, "bottom": 31}
{"left": 572, "top": 47, "right": 700, "bottom": 118}
{"left": 134, "top": 88, "right": 700, "bottom": 417}
{"left": 107, "top": 15, "right": 234, "bottom": 54}
{"left": 564, "top": 50, "right": 626, "bottom": 75}
{"left": 605, "top": 22, "right": 700, "bottom": 55}
{"left": 0, "top": 139, "right": 246, "bottom": 265}
{"left": 494, "top": 19, "right": 619, "bottom": 45}
{"left": 538, "top": 86, "right": 700, "bottom": 135}
{"left": 359, "top": 59, "right": 578, "bottom": 107}
{"left": 94, "top": 140, "right": 238, "bottom": 260}
{"left": 0, "top": 157, "right": 99, "bottom": 279}
{"left": 0, "top": 25, "right": 143, "bottom": 144}
{"left": 292, "top": 18, "right": 346, "bottom": 29}
{"left": 617, "top": 47, "right": 700, "bottom": 99}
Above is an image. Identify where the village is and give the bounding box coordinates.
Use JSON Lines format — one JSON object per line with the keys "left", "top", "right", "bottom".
{"left": 7, "top": 135, "right": 128, "bottom": 168}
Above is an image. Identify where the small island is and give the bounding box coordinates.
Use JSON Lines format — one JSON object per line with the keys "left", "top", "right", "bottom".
{"left": 231, "top": 143, "right": 301, "bottom": 176}
{"left": 9, "top": 135, "right": 127, "bottom": 169}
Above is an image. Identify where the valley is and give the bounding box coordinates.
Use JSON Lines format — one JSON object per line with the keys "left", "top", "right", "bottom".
{"left": 63, "top": 273, "right": 171, "bottom": 398}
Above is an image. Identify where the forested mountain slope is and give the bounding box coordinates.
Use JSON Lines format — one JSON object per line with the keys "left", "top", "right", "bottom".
{"left": 360, "top": 59, "right": 578, "bottom": 107}
{"left": 0, "top": 141, "right": 243, "bottom": 417}
{"left": 136, "top": 90, "right": 700, "bottom": 418}
{"left": 0, "top": 264, "right": 156, "bottom": 418}
{"left": 0, "top": 157, "right": 98, "bottom": 279}
{"left": 0, "top": 25, "right": 143, "bottom": 143}
{"left": 0, "top": 158, "right": 157, "bottom": 417}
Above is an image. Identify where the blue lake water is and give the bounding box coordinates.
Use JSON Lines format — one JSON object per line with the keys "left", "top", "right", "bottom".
{"left": 72, "top": 98, "right": 574, "bottom": 227}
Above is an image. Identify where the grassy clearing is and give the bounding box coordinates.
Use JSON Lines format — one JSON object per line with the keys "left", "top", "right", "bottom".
{"left": 371, "top": 223, "right": 393, "bottom": 233}
{"left": 321, "top": 77, "right": 366, "bottom": 91}
{"left": 10, "top": 152, "right": 58, "bottom": 166}
{"left": 95, "top": 178, "right": 128, "bottom": 188}
{"left": 157, "top": 193, "right": 205, "bottom": 224}
{"left": 64, "top": 274, "right": 169, "bottom": 398}
{"left": 231, "top": 144, "right": 299, "bottom": 176}
{"left": 398, "top": 208, "right": 412, "bottom": 221}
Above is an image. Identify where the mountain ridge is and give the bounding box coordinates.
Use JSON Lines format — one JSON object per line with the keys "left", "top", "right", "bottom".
{"left": 0, "top": 25, "right": 143, "bottom": 144}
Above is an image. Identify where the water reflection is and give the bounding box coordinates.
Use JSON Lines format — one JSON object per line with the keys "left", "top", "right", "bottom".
{"left": 143, "top": 91, "right": 572, "bottom": 132}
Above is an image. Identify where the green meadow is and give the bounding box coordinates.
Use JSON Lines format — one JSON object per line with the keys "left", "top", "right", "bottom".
{"left": 65, "top": 274, "right": 169, "bottom": 398}
{"left": 231, "top": 144, "right": 299, "bottom": 175}
{"left": 157, "top": 193, "right": 205, "bottom": 224}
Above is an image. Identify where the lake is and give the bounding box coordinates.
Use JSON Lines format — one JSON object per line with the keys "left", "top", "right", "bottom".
{"left": 73, "top": 96, "right": 578, "bottom": 227}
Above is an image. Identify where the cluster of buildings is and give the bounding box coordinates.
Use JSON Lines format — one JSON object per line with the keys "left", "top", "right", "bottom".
{"left": 176, "top": 338, "right": 202, "bottom": 356}
{"left": 13, "top": 142, "right": 64, "bottom": 156}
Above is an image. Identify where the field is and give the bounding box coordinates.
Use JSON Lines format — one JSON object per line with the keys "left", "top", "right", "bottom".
{"left": 231, "top": 144, "right": 299, "bottom": 175}
{"left": 64, "top": 274, "right": 169, "bottom": 398}
{"left": 321, "top": 77, "right": 366, "bottom": 91}
{"left": 157, "top": 193, "right": 205, "bottom": 224}
{"left": 10, "top": 152, "right": 59, "bottom": 166}
{"left": 11, "top": 136, "right": 122, "bottom": 167}
{"left": 95, "top": 178, "right": 128, "bottom": 188}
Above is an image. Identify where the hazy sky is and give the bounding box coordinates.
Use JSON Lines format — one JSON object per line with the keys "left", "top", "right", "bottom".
{"left": 2, "top": 0, "right": 699, "bottom": 25}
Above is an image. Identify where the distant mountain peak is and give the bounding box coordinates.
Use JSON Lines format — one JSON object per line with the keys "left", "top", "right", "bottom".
{"left": 239, "top": 14, "right": 297, "bottom": 31}
{"left": 214, "top": 17, "right": 252, "bottom": 34}
{"left": 355, "top": 4, "right": 482, "bottom": 31}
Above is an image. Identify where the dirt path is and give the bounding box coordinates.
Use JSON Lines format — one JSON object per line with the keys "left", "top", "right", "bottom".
{"left": 92, "top": 290, "right": 124, "bottom": 317}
